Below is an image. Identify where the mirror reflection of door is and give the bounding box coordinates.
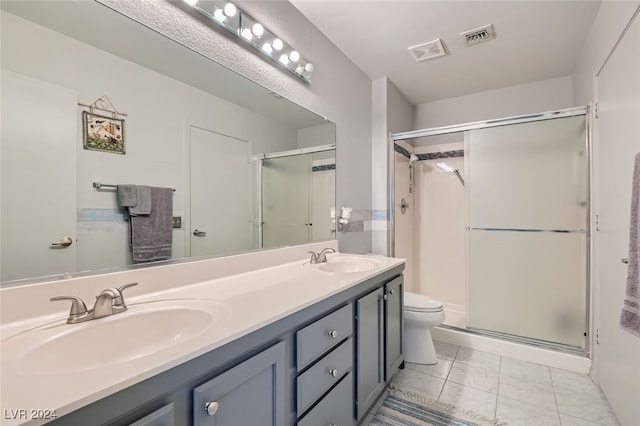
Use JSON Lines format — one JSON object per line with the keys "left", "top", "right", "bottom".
{"left": 261, "top": 155, "right": 311, "bottom": 248}
{"left": 189, "top": 126, "right": 252, "bottom": 257}
{"left": 1, "top": 70, "right": 78, "bottom": 281}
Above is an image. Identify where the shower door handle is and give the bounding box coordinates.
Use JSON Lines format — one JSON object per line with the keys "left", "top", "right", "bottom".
{"left": 193, "top": 229, "right": 207, "bottom": 237}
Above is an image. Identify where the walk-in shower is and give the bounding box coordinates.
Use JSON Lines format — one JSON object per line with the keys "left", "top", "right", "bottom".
{"left": 390, "top": 106, "right": 590, "bottom": 355}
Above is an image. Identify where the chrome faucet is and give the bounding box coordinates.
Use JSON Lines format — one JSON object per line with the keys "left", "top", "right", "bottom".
{"left": 50, "top": 282, "right": 138, "bottom": 324}
{"left": 308, "top": 248, "right": 336, "bottom": 264}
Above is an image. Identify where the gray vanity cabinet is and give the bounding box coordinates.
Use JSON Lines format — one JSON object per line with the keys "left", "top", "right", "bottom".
{"left": 384, "top": 276, "right": 404, "bottom": 381}
{"left": 355, "top": 287, "right": 385, "bottom": 421}
{"left": 127, "top": 403, "right": 174, "bottom": 426}
{"left": 356, "top": 275, "right": 405, "bottom": 421}
{"left": 295, "top": 304, "right": 354, "bottom": 425}
{"left": 44, "top": 265, "right": 404, "bottom": 426}
{"left": 192, "top": 341, "right": 286, "bottom": 426}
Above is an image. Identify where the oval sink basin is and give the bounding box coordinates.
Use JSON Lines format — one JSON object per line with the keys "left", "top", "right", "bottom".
{"left": 318, "top": 257, "right": 378, "bottom": 273}
{"left": 18, "top": 299, "right": 229, "bottom": 375}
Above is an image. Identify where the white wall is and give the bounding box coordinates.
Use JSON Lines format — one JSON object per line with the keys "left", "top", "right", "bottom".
{"left": 297, "top": 123, "right": 335, "bottom": 150}
{"left": 100, "top": 0, "right": 374, "bottom": 254}
{"left": 573, "top": 1, "right": 640, "bottom": 105}
{"left": 2, "top": 11, "right": 298, "bottom": 272}
{"left": 372, "top": 78, "right": 415, "bottom": 255}
{"left": 414, "top": 75, "right": 575, "bottom": 130}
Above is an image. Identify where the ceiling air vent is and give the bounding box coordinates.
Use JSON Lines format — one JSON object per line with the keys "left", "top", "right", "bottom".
{"left": 408, "top": 38, "right": 446, "bottom": 62}
{"left": 461, "top": 24, "right": 495, "bottom": 47}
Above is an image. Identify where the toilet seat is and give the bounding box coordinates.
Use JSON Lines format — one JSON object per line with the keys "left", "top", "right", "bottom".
{"left": 404, "top": 292, "right": 443, "bottom": 313}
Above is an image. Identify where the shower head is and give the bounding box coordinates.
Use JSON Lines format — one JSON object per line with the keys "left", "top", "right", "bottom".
{"left": 409, "top": 154, "right": 419, "bottom": 163}
{"left": 435, "top": 162, "right": 454, "bottom": 173}
{"left": 435, "top": 162, "right": 465, "bottom": 186}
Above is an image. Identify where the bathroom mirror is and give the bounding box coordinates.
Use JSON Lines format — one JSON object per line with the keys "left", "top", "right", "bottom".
{"left": 0, "top": 1, "right": 336, "bottom": 285}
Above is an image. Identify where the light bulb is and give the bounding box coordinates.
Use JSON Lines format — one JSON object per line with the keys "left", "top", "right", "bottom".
{"left": 289, "top": 51, "right": 300, "bottom": 62}
{"left": 252, "top": 23, "right": 264, "bottom": 37}
{"left": 241, "top": 28, "right": 253, "bottom": 40}
{"left": 304, "top": 63, "right": 314, "bottom": 73}
{"left": 223, "top": 2, "right": 237, "bottom": 17}
{"left": 295, "top": 65, "right": 304, "bottom": 74}
{"left": 272, "top": 38, "right": 283, "bottom": 51}
{"left": 279, "top": 54, "right": 290, "bottom": 65}
{"left": 183, "top": 0, "right": 198, "bottom": 5}
{"left": 262, "top": 43, "right": 273, "bottom": 53}
{"left": 213, "top": 9, "right": 226, "bottom": 22}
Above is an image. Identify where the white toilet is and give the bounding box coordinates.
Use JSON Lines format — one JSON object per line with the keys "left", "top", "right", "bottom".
{"left": 404, "top": 291, "right": 445, "bottom": 365}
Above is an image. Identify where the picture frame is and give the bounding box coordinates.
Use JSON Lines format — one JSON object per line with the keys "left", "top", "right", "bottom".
{"left": 82, "top": 111, "right": 126, "bottom": 154}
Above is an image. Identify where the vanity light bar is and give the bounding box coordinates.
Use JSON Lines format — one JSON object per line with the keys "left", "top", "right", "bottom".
{"left": 185, "top": 0, "right": 314, "bottom": 82}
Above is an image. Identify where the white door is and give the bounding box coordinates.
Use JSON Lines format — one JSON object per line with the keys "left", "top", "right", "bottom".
{"left": 189, "top": 126, "right": 252, "bottom": 257}
{"left": 1, "top": 70, "right": 77, "bottom": 282}
{"left": 596, "top": 12, "right": 640, "bottom": 426}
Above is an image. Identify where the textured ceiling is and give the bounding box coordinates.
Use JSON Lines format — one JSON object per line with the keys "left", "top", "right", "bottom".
{"left": 291, "top": 0, "right": 602, "bottom": 105}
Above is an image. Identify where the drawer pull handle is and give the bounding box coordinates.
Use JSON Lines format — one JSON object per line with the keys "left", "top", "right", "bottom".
{"left": 390, "top": 289, "right": 395, "bottom": 295}
{"left": 329, "top": 329, "right": 338, "bottom": 339}
{"left": 204, "top": 401, "right": 219, "bottom": 416}
{"left": 329, "top": 368, "right": 339, "bottom": 378}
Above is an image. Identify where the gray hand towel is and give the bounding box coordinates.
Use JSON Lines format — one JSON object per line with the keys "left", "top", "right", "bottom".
{"left": 621, "top": 152, "right": 640, "bottom": 338}
{"left": 130, "top": 186, "right": 173, "bottom": 262}
{"left": 117, "top": 184, "right": 152, "bottom": 216}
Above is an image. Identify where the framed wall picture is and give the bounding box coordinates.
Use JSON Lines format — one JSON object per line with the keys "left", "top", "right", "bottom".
{"left": 82, "top": 111, "right": 126, "bottom": 154}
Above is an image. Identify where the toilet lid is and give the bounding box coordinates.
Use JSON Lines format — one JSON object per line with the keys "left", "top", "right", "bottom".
{"left": 404, "top": 292, "right": 443, "bottom": 312}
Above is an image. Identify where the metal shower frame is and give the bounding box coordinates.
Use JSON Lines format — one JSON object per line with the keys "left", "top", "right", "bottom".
{"left": 387, "top": 105, "right": 592, "bottom": 355}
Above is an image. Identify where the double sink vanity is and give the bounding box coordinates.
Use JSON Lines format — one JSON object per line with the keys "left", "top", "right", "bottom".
{"left": 1, "top": 242, "right": 405, "bottom": 425}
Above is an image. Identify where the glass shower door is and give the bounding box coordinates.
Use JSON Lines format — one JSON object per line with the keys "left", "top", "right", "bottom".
{"left": 466, "top": 115, "right": 588, "bottom": 348}
{"left": 261, "top": 154, "right": 311, "bottom": 248}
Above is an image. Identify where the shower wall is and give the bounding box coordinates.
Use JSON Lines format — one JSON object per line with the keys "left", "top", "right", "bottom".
{"left": 413, "top": 142, "right": 466, "bottom": 327}
{"left": 394, "top": 140, "right": 415, "bottom": 293}
{"left": 394, "top": 140, "right": 466, "bottom": 327}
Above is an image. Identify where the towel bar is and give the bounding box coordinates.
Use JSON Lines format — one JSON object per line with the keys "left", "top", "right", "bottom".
{"left": 93, "top": 182, "right": 175, "bottom": 191}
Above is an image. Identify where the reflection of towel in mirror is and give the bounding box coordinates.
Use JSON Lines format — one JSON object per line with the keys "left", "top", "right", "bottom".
{"left": 130, "top": 187, "right": 173, "bottom": 262}
{"left": 117, "top": 184, "right": 151, "bottom": 216}
{"left": 621, "top": 153, "right": 640, "bottom": 338}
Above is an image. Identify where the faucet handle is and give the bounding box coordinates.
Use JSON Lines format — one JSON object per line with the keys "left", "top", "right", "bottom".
{"left": 114, "top": 282, "right": 138, "bottom": 308}
{"left": 308, "top": 251, "right": 319, "bottom": 264}
{"left": 50, "top": 296, "right": 89, "bottom": 322}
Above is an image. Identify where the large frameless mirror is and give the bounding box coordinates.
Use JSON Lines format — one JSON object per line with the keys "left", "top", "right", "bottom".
{"left": 0, "top": 1, "right": 336, "bottom": 285}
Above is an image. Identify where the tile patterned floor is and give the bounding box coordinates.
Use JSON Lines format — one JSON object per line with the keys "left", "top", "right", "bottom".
{"left": 377, "top": 340, "right": 620, "bottom": 426}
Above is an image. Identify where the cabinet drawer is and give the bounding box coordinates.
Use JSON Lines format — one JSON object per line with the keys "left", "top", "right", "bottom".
{"left": 297, "top": 338, "right": 353, "bottom": 417}
{"left": 296, "top": 304, "right": 353, "bottom": 370}
{"left": 297, "top": 372, "right": 354, "bottom": 426}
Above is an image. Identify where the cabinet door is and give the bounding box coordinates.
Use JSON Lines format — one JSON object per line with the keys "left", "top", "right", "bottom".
{"left": 385, "top": 276, "right": 404, "bottom": 381}
{"left": 193, "top": 341, "right": 285, "bottom": 426}
{"left": 356, "top": 287, "right": 384, "bottom": 421}
{"left": 127, "top": 403, "right": 174, "bottom": 426}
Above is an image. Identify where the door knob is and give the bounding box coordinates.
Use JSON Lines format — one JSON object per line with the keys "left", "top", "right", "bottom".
{"left": 193, "top": 229, "right": 207, "bottom": 237}
{"left": 50, "top": 237, "right": 73, "bottom": 248}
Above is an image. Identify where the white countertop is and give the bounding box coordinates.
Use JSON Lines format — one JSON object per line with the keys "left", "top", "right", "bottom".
{"left": 0, "top": 251, "right": 404, "bottom": 425}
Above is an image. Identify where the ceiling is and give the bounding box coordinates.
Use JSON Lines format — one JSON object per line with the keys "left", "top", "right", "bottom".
{"left": 290, "top": 0, "right": 602, "bottom": 105}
